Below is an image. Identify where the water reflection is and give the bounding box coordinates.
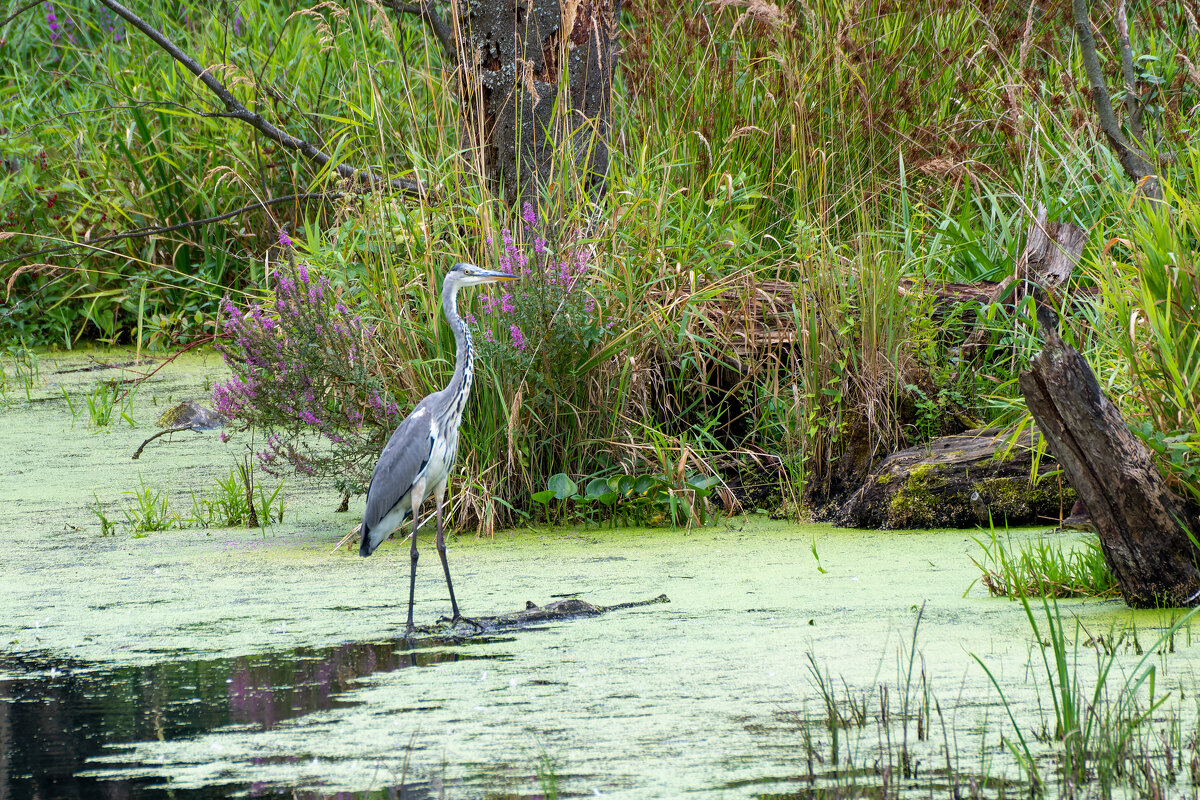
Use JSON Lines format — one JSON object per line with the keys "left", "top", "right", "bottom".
{"left": 0, "top": 637, "right": 495, "bottom": 798}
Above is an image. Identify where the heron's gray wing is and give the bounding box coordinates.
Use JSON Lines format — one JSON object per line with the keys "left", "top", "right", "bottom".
{"left": 361, "top": 400, "right": 436, "bottom": 533}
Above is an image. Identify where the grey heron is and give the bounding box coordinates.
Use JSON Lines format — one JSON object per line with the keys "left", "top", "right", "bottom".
{"left": 360, "top": 262, "right": 518, "bottom": 632}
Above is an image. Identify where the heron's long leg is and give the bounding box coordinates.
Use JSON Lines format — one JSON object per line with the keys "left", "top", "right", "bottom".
{"left": 434, "top": 486, "right": 462, "bottom": 621}
{"left": 406, "top": 503, "right": 422, "bottom": 634}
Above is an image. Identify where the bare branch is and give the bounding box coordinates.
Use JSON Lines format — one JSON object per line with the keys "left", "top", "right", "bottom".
{"left": 1115, "top": 0, "right": 1145, "bottom": 146}
{"left": 1, "top": 0, "right": 42, "bottom": 29}
{"left": 1071, "top": 0, "right": 1159, "bottom": 199}
{"left": 377, "top": 0, "right": 458, "bottom": 62}
{"left": 95, "top": 0, "right": 427, "bottom": 199}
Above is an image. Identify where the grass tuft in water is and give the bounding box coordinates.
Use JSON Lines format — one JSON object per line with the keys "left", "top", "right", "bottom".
{"left": 189, "top": 462, "right": 285, "bottom": 530}
{"left": 85, "top": 380, "right": 136, "bottom": 430}
{"left": 122, "top": 476, "right": 179, "bottom": 536}
{"left": 971, "top": 527, "right": 1119, "bottom": 600}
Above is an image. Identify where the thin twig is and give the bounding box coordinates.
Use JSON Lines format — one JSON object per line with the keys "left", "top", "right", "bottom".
{"left": 0, "top": 191, "right": 342, "bottom": 269}
{"left": 132, "top": 426, "right": 196, "bottom": 460}
{"left": 95, "top": 0, "right": 427, "bottom": 198}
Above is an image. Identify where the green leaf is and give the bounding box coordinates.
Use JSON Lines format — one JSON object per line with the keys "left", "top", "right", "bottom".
{"left": 585, "top": 477, "right": 611, "bottom": 499}
{"left": 547, "top": 473, "right": 577, "bottom": 501}
{"left": 531, "top": 490, "right": 555, "bottom": 505}
{"left": 634, "top": 475, "right": 660, "bottom": 495}
{"left": 686, "top": 475, "right": 721, "bottom": 495}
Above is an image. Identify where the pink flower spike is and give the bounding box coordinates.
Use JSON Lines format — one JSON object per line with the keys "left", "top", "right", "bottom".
{"left": 509, "top": 324, "right": 526, "bottom": 351}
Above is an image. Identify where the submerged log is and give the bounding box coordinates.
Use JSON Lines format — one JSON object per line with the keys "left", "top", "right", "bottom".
{"left": 1019, "top": 308, "right": 1200, "bottom": 607}
{"left": 407, "top": 594, "right": 670, "bottom": 643}
{"left": 132, "top": 400, "right": 230, "bottom": 459}
{"left": 835, "top": 427, "right": 1075, "bottom": 530}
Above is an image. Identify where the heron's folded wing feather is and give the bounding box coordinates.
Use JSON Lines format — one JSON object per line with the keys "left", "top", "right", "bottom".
{"left": 362, "top": 402, "right": 436, "bottom": 532}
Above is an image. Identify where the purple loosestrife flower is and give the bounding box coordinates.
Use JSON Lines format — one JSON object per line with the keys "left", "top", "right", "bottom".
{"left": 510, "top": 325, "right": 526, "bottom": 351}
{"left": 522, "top": 202, "right": 537, "bottom": 226}
{"left": 500, "top": 293, "right": 514, "bottom": 314}
{"left": 279, "top": 228, "right": 292, "bottom": 248}
{"left": 45, "top": 4, "right": 59, "bottom": 42}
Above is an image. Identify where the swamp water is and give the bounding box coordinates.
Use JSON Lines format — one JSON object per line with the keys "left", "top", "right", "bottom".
{"left": 2, "top": 350, "right": 1199, "bottom": 799}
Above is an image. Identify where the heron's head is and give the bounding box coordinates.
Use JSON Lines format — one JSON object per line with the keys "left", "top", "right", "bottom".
{"left": 446, "top": 261, "right": 519, "bottom": 288}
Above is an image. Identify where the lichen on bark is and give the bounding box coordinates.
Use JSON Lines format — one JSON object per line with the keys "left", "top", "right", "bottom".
{"left": 456, "top": 0, "right": 619, "bottom": 206}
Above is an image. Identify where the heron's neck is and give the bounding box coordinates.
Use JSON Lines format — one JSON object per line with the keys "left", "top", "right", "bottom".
{"left": 442, "top": 281, "right": 474, "bottom": 410}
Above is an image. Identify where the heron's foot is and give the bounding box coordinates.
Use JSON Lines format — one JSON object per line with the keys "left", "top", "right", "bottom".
{"left": 440, "top": 614, "right": 485, "bottom": 632}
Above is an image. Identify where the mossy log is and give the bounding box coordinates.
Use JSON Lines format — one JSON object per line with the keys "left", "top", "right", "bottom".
{"left": 407, "top": 594, "right": 670, "bottom": 643}
{"left": 1020, "top": 308, "right": 1200, "bottom": 607}
{"left": 132, "top": 401, "right": 229, "bottom": 459}
{"left": 835, "top": 428, "right": 1075, "bottom": 529}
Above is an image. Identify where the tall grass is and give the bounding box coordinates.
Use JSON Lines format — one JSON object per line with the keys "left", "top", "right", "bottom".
{"left": 1086, "top": 157, "right": 1200, "bottom": 503}
{"left": 975, "top": 595, "right": 1199, "bottom": 796}
{"left": 5, "top": 0, "right": 1199, "bottom": 521}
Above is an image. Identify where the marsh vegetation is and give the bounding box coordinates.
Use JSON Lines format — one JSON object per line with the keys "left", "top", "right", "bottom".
{"left": 4, "top": 0, "right": 1200, "bottom": 796}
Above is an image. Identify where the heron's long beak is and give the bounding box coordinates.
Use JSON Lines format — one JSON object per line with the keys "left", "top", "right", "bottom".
{"left": 479, "top": 269, "right": 518, "bottom": 282}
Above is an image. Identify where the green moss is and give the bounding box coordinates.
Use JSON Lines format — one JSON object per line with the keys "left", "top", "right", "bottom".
{"left": 876, "top": 472, "right": 892, "bottom": 485}
{"left": 972, "top": 477, "right": 1078, "bottom": 524}
{"left": 988, "top": 449, "right": 1016, "bottom": 465}
{"left": 886, "top": 463, "right": 946, "bottom": 527}
{"left": 909, "top": 463, "right": 936, "bottom": 482}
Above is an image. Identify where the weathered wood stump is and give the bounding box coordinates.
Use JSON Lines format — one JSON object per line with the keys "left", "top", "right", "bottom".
{"left": 1020, "top": 307, "right": 1200, "bottom": 607}
{"left": 835, "top": 427, "right": 1074, "bottom": 529}
{"left": 962, "top": 204, "right": 1087, "bottom": 362}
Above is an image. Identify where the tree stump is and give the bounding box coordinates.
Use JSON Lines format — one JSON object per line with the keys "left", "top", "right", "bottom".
{"left": 1019, "top": 307, "right": 1200, "bottom": 607}
{"left": 962, "top": 205, "right": 1087, "bottom": 362}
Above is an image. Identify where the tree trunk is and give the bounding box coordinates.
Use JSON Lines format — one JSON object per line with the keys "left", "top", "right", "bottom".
{"left": 1019, "top": 307, "right": 1200, "bottom": 607}
{"left": 457, "top": 0, "right": 619, "bottom": 206}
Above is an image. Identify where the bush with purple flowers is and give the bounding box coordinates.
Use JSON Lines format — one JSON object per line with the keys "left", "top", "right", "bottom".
{"left": 212, "top": 252, "right": 401, "bottom": 496}
{"left": 473, "top": 203, "right": 614, "bottom": 413}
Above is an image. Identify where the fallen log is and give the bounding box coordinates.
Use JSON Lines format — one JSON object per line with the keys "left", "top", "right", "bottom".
{"left": 835, "top": 427, "right": 1074, "bottom": 529}
{"left": 1019, "top": 306, "right": 1200, "bottom": 607}
{"left": 406, "top": 594, "right": 671, "bottom": 643}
